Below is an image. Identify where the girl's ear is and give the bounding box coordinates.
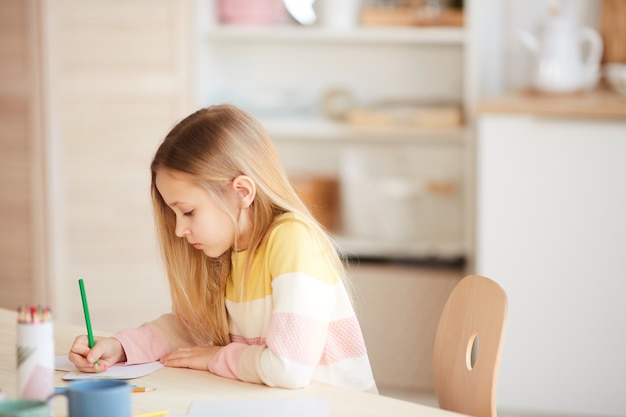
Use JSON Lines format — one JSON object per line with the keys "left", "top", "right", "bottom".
{"left": 231, "top": 175, "right": 256, "bottom": 209}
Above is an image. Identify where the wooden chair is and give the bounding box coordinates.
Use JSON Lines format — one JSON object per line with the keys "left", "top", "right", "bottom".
{"left": 433, "top": 274, "right": 508, "bottom": 417}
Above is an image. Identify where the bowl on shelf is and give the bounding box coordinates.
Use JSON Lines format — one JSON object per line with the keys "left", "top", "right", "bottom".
{"left": 217, "top": 0, "right": 289, "bottom": 26}
{"left": 605, "top": 63, "right": 626, "bottom": 97}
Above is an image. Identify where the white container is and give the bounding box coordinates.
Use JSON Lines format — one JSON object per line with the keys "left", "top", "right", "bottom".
{"left": 518, "top": 10, "right": 603, "bottom": 93}
{"left": 315, "top": 0, "right": 362, "bottom": 29}
{"left": 376, "top": 176, "right": 422, "bottom": 242}
{"left": 605, "top": 63, "right": 626, "bottom": 97}
{"left": 339, "top": 150, "right": 421, "bottom": 242}
{"left": 340, "top": 151, "right": 378, "bottom": 239}
{"left": 17, "top": 321, "right": 55, "bottom": 401}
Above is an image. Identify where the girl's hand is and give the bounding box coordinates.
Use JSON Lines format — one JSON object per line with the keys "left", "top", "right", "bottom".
{"left": 160, "top": 345, "right": 222, "bottom": 371}
{"left": 68, "top": 335, "right": 126, "bottom": 373}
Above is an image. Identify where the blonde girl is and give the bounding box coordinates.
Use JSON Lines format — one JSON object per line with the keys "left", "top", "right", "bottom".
{"left": 68, "top": 104, "right": 377, "bottom": 392}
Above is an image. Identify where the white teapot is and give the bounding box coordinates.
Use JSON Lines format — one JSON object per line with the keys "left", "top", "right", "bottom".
{"left": 519, "top": 9, "right": 603, "bottom": 93}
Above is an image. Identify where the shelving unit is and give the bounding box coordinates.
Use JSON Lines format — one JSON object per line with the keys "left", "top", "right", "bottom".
{"left": 195, "top": 2, "right": 471, "bottom": 262}
{"left": 261, "top": 118, "right": 466, "bottom": 143}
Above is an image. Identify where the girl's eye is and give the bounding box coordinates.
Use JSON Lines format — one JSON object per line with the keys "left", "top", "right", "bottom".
{"left": 183, "top": 210, "right": 194, "bottom": 217}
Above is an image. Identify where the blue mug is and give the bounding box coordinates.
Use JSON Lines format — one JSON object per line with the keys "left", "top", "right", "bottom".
{"left": 49, "top": 379, "right": 131, "bottom": 417}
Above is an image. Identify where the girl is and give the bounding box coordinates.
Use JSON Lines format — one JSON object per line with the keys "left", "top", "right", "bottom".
{"left": 68, "top": 104, "right": 377, "bottom": 392}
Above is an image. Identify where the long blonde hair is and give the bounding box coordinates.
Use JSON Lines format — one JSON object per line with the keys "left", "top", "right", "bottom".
{"left": 150, "top": 104, "right": 345, "bottom": 346}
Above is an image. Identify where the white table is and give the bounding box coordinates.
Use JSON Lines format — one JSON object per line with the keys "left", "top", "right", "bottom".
{"left": 0, "top": 308, "right": 464, "bottom": 416}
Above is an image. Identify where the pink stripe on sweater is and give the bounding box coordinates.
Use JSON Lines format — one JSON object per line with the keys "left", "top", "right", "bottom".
{"left": 265, "top": 313, "right": 367, "bottom": 366}
{"left": 230, "top": 334, "right": 266, "bottom": 345}
{"left": 319, "top": 316, "right": 368, "bottom": 365}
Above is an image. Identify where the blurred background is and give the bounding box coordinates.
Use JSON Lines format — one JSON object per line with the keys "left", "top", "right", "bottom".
{"left": 1, "top": 0, "right": 625, "bottom": 416}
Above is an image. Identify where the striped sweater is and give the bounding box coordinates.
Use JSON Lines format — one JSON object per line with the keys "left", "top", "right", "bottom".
{"left": 114, "top": 213, "right": 377, "bottom": 392}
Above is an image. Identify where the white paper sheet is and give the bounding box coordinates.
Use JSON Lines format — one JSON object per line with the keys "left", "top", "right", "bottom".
{"left": 55, "top": 355, "right": 164, "bottom": 380}
{"left": 166, "top": 397, "right": 330, "bottom": 417}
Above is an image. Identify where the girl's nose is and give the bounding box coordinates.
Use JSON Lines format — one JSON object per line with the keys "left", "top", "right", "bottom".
{"left": 175, "top": 218, "right": 190, "bottom": 237}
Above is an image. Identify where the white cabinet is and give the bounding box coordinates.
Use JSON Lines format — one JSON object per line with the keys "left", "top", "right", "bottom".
{"left": 195, "top": 2, "right": 472, "bottom": 262}
{"left": 476, "top": 111, "right": 626, "bottom": 417}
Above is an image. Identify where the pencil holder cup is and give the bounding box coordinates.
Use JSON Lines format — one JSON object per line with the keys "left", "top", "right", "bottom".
{"left": 48, "top": 380, "right": 131, "bottom": 417}
{"left": 16, "top": 321, "right": 54, "bottom": 401}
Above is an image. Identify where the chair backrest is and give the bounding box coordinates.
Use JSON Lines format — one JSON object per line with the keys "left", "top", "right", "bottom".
{"left": 433, "top": 274, "right": 508, "bottom": 417}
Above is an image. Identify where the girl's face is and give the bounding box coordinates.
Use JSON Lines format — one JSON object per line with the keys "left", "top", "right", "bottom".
{"left": 155, "top": 168, "right": 240, "bottom": 258}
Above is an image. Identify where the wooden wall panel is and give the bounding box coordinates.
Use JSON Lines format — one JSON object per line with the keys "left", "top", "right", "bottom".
{"left": 0, "top": 0, "right": 43, "bottom": 308}
{"left": 0, "top": 0, "right": 193, "bottom": 331}
{"left": 48, "top": 0, "right": 192, "bottom": 332}
{"left": 0, "top": 99, "right": 34, "bottom": 307}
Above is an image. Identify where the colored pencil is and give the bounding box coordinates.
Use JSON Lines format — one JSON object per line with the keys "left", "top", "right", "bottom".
{"left": 132, "top": 386, "right": 156, "bottom": 393}
{"left": 78, "top": 278, "right": 99, "bottom": 373}
{"left": 17, "top": 305, "right": 52, "bottom": 324}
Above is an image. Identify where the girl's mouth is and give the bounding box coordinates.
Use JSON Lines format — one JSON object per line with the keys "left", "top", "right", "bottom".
{"left": 192, "top": 243, "right": 202, "bottom": 250}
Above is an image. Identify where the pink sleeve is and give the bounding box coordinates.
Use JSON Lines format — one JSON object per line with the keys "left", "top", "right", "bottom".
{"left": 207, "top": 342, "right": 248, "bottom": 379}
{"left": 113, "top": 326, "right": 169, "bottom": 365}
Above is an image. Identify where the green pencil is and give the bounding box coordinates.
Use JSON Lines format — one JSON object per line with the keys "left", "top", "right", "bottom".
{"left": 78, "top": 278, "right": 99, "bottom": 373}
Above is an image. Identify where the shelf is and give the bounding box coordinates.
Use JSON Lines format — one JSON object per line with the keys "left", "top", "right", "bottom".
{"left": 202, "top": 25, "right": 466, "bottom": 45}
{"left": 476, "top": 88, "right": 626, "bottom": 120}
{"left": 261, "top": 117, "right": 468, "bottom": 143}
{"left": 334, "top": 235, "right": 465, "bottom": 261}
